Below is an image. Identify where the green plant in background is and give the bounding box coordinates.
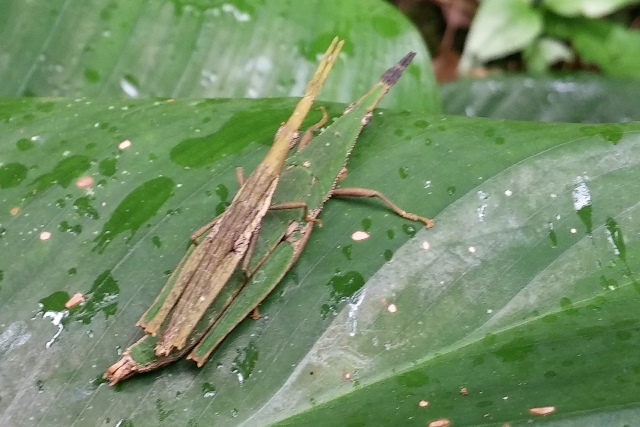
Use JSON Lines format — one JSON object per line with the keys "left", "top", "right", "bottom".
{"left": 461, "top": 0, "right": 640, "bottom": 74}
{"left": 2, "top": 1, "right": 640, "bottom": 426}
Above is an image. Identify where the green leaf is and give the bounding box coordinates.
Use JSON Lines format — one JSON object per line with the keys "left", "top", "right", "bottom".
{"left": 460, "top": 0, "right": 543, "bottom": 72}
{"left": 523, "top": 37, "right": 574, "bottom": 74}
{"left": 545, "top": 13, "right": 640, "bottom": 78}
{"left": 542, "top": 0, "right": 640, "bottom": 17}
{"left": 265, "top": 117, "right": 640, "bottom": 426}
{"left": 0, "top": 0, "right": 439, "bottom": 112}
{"left": 441, "top": 74, "right": 640, "bottom": 122}
{"left": 2, "top": 97, "right": 640, "bottom": 426}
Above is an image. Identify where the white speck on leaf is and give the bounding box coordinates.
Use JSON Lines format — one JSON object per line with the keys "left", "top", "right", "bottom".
{"left": 75, "top": 176, "right": 94, "bottom": 189}
{"left": 351, "top": 231, "right": 370, "bottom": 241}
{"left": 119, "top": 77, "right": 139, "bottom": 98}
{"left": 529, "top": 406, "right": 556, "bottom": 416}
{"left": 347, "top": 288, "right": 366, "bottom": 336}
{"left": 43, "top": 310, "right": 67, "bottom": 348}
{"left": 221, "top": 3, "right": 251, "bottom": 22}
{"left": 572, "top": 176, "right": 591, "bottom": 211}
{"left": 64, "top": 293, "right": 85, "bottom": 309}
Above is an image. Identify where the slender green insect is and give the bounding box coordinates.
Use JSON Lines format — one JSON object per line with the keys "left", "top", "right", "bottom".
{"left": 104, "top": 46, "right": 432, "bottom": 385}
{"left": 137, "top": 38, "right": 343, "bottom": 358}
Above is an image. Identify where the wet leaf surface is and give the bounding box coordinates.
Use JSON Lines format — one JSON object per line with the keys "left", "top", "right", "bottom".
{"left": 1, "top": 97, "right": 640, "bottom": 426}
{"left": 0, "top": 0, "right": 439, "bottom": 112}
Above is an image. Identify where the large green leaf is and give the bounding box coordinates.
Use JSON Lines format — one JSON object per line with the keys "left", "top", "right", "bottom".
{"left": 440, "top": 74, "right": 640, "bottom": 122}
{"left": 0, "top": 0, "right": 439, "bottom": 111}
{"left": 1, "top": 97, "right": 640, "bottom": 426}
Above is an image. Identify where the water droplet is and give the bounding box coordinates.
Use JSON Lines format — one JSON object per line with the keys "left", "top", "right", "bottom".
{"left": 231, "top": 342, "right": 259, "bottom": 383}
{"left": 26, "top": 155, "right": 91, "bottom": 198}
{"left": 202, "top": 382, "right": 216, "bottom": 398}
{"left": 605, "top": 217, "right": 626, "bottom": 261}
{"left": 326, "top": 271, "right": 364, "bottom": 309}
{"left": 155, "top": 398, "right": 175, "bottom": 422}
{"left": 495, "top": 336, "right": 535, "bottom": 362}
{"left": 58, "top": 221, "right": 82, "bottom": 235}
{"left": 0, "top": 162, "right": 28, "bottom": 189}
{"left": 548, "top": 223, "right": 558, "bottom": 248}
{"left": 414, "top": 119, "right": 429, "bottom": 128}
{"left": 93, "top": 177, "right": 174, "bottom": 253}
{"left": 99, "top": 158, "right": 117, "bottom": 176}
{"left": 600, "top": 275, "right": 617, "bottom": 291}
{"left": 16, "top": 138, "right": 34, "bottom": 151}
{"left": 74, "top": 196, "right": 99, "bottom": 219}
{"left": 398, "top": 166, "right": 409, "bottom": 179}
{"left": 215, "top": 183, "right": 229, "bottom": 201}
{"left": 401, "top": 224, "right": 416, "bottom": 237}
{"left": 560, "top": 297, "right": 578, "bottom": 315}
{"left": 70, "top": 270, "right": 119, "bottom": 324}
{"left": 341, "top": 244, "right": 352, "bottom": 260}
